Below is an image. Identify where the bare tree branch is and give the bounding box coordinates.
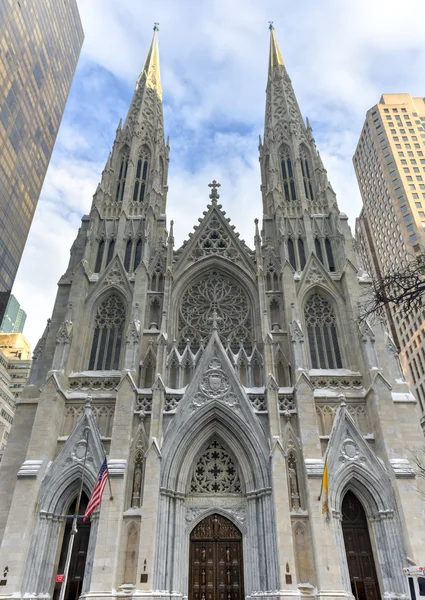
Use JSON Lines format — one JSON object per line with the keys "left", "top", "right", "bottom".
{"left": 359, "top": 249, "right": 425, "bottom": 324}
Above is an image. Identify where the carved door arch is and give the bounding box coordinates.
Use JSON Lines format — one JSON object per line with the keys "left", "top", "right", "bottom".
{"left": 189, "top": 514, "right": 244, "bottom": 600}
{"left": 342, "top": 491, "right": 380, "bottom": 600}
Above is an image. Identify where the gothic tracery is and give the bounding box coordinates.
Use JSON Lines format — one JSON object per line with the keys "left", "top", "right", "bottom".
{"left": 179, "top": 270, "right": 252, "bottom": 349}
{"left": 190, "top": 441, "right": 242, "bottom": 494}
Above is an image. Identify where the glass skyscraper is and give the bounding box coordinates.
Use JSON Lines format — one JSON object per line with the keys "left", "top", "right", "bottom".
{"left": 0, "top": 0, "right": 84, "bottom": 321}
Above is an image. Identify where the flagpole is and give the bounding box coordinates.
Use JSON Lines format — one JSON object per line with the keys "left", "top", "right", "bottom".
{"left": 101, "top": 443, "right": 113, "bottom": 501}
{"left": 59, "top": 429, "right": 90, "bottom": 600}
{"left": 85, "top": 395, "right": 113, "bottom": 501}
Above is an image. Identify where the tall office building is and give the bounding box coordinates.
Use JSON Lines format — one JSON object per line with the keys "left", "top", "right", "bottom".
{"left": 354, "top": 94, "right": 425, "bottom": 426}
{"left": 0, "top": 0, "right": 84, "bottom": 321}
{"left": 0, "top": 27, "right": 424, "bottom": 600}
{"left": 0, "top": 294, "right": 26, "bottom": 333}
{"left": 0, "top": 332, "right": 31, "bottom": 464}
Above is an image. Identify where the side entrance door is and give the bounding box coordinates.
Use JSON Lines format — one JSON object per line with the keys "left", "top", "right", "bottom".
{"left": 342, "top": 491, "right": 380, "bottom": 600}
{"left": 189, "top": 514, "right": 244, "bottom": 600}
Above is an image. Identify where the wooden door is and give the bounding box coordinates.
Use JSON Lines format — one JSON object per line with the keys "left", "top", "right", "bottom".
{"left": 189, "top": 514, "right": 244, "bottom": 600}
{"left": 342, "top": 492, "right": 380, "bottom": 600}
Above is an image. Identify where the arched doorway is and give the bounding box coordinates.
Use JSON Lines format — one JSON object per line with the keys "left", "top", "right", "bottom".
{"left": 189, "top": 514, "right": 244, "bottom": 600}
{"left": 342, "top": 491, "right": 380, "bottom": 600}
{"left": 53, "top": 494, "right": 91, "bottom": 600}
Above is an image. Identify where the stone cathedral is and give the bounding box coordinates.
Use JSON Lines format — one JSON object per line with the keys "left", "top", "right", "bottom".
{"left": 0, "top": 25, "right": 424, "bottom": 600}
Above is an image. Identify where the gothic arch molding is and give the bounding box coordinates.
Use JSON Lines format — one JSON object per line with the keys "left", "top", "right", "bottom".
{"left": 155, "top": 402, "right": 279, "bottom": 596}
{"left": 39, "top": 462, "right": 97, "bottom": 515}
{"left": 186, "top": 505, "right": 248, "bottom": 536}
{"left": 330, "top": 463, "right": 393, "bottom": 516}
{"left": 160, "top": 403, "right": 271, "bottom": 494}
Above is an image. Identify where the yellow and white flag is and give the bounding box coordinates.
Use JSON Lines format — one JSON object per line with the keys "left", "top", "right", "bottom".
{"left": 319, "top": 460, "right": 330, "bottom": 521}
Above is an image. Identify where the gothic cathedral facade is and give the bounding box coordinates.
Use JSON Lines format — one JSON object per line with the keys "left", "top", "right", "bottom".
{"left": 0, "top": 26, "right": 424, "bottom": 600}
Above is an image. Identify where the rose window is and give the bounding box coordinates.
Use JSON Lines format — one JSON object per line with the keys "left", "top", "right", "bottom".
{"left": 179, "top": 270, "right": 252, "bottom": 349}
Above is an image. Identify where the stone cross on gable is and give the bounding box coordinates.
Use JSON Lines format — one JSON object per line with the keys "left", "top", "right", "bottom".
{"left": 208, "top": 180, "right": 221, "bottom": 202}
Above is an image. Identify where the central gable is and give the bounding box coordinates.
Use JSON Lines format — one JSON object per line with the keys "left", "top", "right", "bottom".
{"left": 173, "top": 195, "right": 256, "bottom": 276}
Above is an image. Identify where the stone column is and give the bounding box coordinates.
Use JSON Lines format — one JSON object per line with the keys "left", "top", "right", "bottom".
{"left": 89, "top": 375, "right": 135, "bottom": 592}
{"left": 140, "top": 447, "right": 164, "bottom": 592}
{"left": 269, "top": 441, "right": 298, "bottom": 593}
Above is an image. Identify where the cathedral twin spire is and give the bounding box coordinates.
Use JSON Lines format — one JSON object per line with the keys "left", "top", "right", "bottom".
{"left": 96, "top": 23, "right": 334, "bottom": 222}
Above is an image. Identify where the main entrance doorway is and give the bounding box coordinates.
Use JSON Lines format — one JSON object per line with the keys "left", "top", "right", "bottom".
{"left": 189, "top": 514, "right": 244, "bottom": 600}
{"left": 342, "top": 491, "right": 380, "bottom": 600}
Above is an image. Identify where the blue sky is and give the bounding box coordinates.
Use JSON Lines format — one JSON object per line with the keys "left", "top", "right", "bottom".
{"left": 13, "top": 0, "right": 425, "bottom": 347}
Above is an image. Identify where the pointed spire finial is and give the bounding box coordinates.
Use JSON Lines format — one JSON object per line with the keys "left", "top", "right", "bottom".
{"left": 85, "top": 394, "right": 93, "bottom": 415}
{"left": 268, "top": 22, "right": 284, "bottom": 70}
{"left": 208, "top": 180, "right": 221, "bottom": 202}
{"left": 136, "top": 23, "right": 162, "bottom": 100}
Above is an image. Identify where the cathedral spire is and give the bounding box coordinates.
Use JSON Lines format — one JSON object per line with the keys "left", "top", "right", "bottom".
{"left": 264, "top": 24, "right": 304, "bottom": 142}
{"left": 261, "top": 24, "right": 336, "bottom": 219}
{"left": 136, "top": 22, "right": 162, "bottom": 101}
{"left": 268, "top": 22, "right": 284, "bottom": 74}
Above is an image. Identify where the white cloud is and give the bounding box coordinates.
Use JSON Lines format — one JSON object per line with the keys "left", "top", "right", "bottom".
{"left": 13, "top": 0, "right": 425, "bottom": 347}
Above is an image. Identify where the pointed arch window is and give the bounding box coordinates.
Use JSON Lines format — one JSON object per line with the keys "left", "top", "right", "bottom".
{"left": 89, "top": 294, "right": 126, "bottom": 371}
{"left": 266, "top": 262, "right": 279, "bottom": 291}
{"left": 287, "top": 238, "right": 296, "bottom": 270}
{"left": 106, "top": 238, "right": 115, "bottom": 266}
{"left": 133, "top": 239, "right": 143, "bottom": 271}
{"left": 325, "top": 238, "right": 336, "bottom": 272}
{"left": 115, "top": 151, "right": 129, "bottom": 202}
{"left": 304, "top": 293, "right": 342, "bottom": 369}
{"left": 298, "top": 238, "right": 306, "bottom": 270}
{"left": 315, "top": 238, "right": 324, "bottom": 263}
{"left": 300, "top": 147, "right": 314, "bottom": 201}
{"left": 124, "top": 239, "right": 133, "bottom": 272}
{"left": 151, "top": 261, "right": 164, "bottom": 292}
{"left": 280, "top": 147, "right": 297, "bottom": 201}
{"left": 133, "top": 148, "right": 149, "bottom": 203}
{"left": 94, "top": 239, "right": 105, "bottom": 273}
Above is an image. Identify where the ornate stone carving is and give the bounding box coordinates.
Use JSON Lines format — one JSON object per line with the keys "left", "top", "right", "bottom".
{"left": 192, "top": 358, "right": 239, "bottom": 410}
{"left": 316, "top": 403, "right": 370, "bottom": 436}
{"left": 190, "top": 440, "right": 242, "bottom": 494}
{"left": 135, "top": 396, "right": 153, "bottom": 413}
{"left": 290, "top": 319, "right": 304, "bottom": 343}
{"left": 164, "top": 395, "right": 181, "bottom": 412}
{"left": 248, "top": 395, "right": 267, "bottom": 411}
{"left": 190, "top": 514, "right": 242, "bottom": 539}
{"left": 304, "top": 264, "right": 325, "bottom": 285}
{"left": 179, "top": 270, "right": 252, "bottom": 348}
{"left": 341, "top": 438, "right": 360, "bottom": 461}
{"left": 68, "top": 376, "right": 120, "bottom": 391}
{"left": 188, "top": 215, "right": 242, "bottom": 262}
{"left": 278, "top": 395, "right": 295, "bottom": 412}
{"left": 310, "top": 376, "right": 363, "bottom": 390}
{"left": 104, "top": 266, "right": 125, "bottom": 287}
{"left": 185, "top": 507, "right": 203, "bottom": 523}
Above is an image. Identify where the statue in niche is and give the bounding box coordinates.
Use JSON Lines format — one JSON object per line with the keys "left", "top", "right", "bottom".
{"left": 131, "top": 456, "right": 143, "bottom": 508}
{"left": 288, "top": 451, "right": 301, "bottom": 511}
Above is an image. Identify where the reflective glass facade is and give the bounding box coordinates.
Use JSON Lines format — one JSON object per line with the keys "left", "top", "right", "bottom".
{"left": 0, "top": 0, "right": 84, "bottom": 320}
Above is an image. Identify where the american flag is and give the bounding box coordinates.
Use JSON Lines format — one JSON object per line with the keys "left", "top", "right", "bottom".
{"left": 84, "top": 458, "right": 109, "bottom": 521}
